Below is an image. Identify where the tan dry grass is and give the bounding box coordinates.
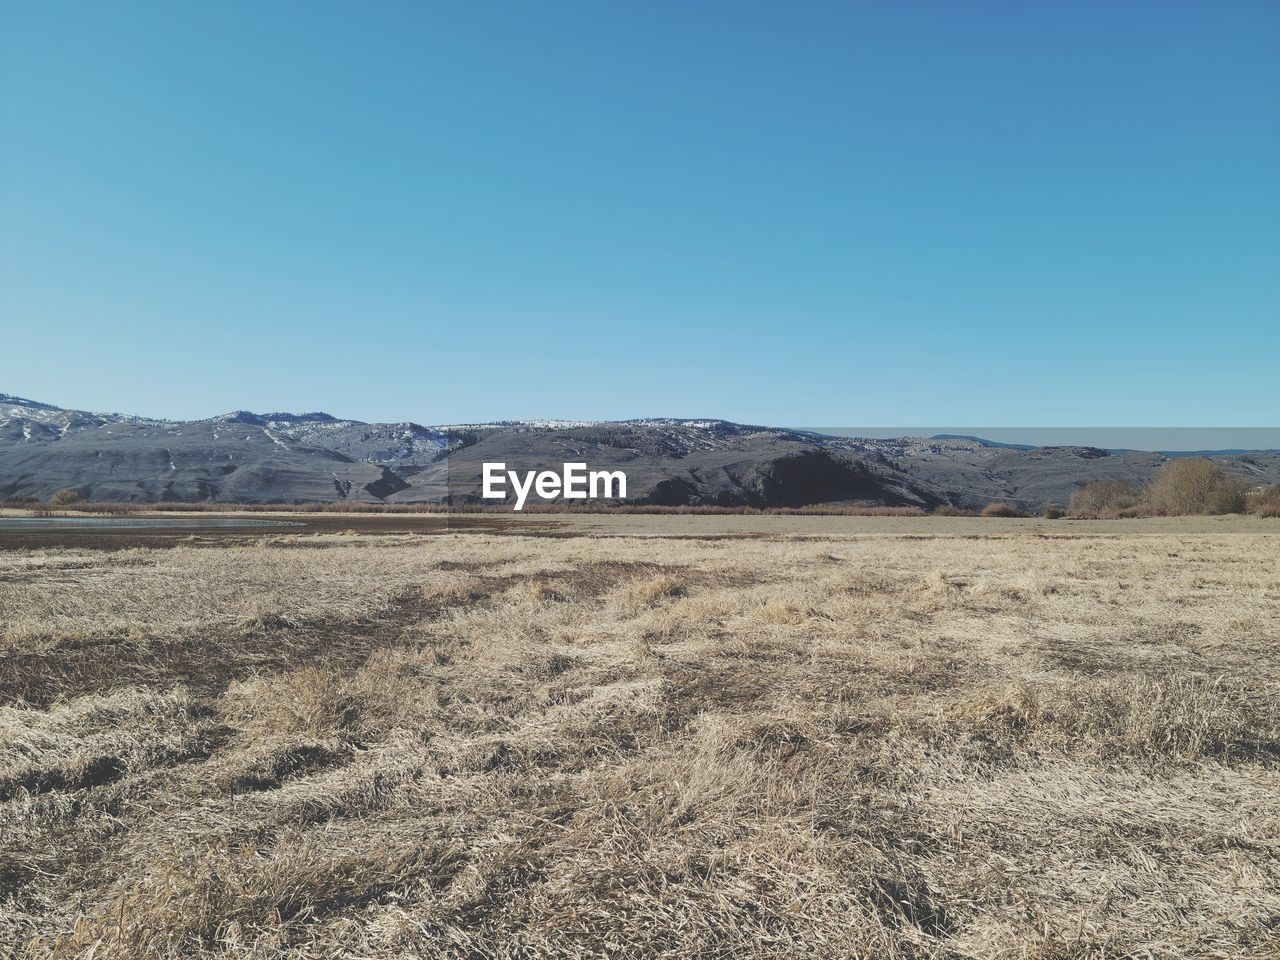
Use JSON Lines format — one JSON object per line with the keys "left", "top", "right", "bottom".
{"left": 1, "top": 521, "right": 1278, "bottom": 958}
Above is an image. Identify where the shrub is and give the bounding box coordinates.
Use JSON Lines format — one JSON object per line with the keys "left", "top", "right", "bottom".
{"left": 1114, "top": 503, "right": 1155, "bottom": 519}
{"left": 980, "top": 502, "right": 1025, "bottom": 518}
{"left": 933, "top": 504, "right": 976, "bottom": 517}
{"left": 48, "top": 489, "right": 81, "bottom": 506}
{"left": 1207, "top": 481, "right": 1248, "bottom": 515}
{"left": 1246, "top": 483, "right": 1280, "bottom": 518}
{"left": 1068, "top": 480, "right": 1144, "bottom": 518}
{"left": 1148, "top": 458, "right": 1246, "bottom": 516}
{"left": 1041, "top": 503, "right": 1065, "bottom": 519}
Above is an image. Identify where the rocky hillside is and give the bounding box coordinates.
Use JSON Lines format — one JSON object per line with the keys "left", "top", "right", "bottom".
{"left": 3, "top": 394, "right": 1278, "bottom": 509}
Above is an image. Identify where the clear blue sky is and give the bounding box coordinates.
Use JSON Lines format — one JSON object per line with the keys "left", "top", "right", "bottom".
{"left": 2, "top": 1, "right": 1277, "bottom": 426}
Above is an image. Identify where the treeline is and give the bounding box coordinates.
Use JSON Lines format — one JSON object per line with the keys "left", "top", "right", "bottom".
{"left": 1068, "top": 458, "right": 1280, "bottom": 518}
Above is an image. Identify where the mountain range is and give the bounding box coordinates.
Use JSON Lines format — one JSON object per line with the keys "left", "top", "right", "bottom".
{"left": 3, "top": 394, "right": 1278, "bottom": 510}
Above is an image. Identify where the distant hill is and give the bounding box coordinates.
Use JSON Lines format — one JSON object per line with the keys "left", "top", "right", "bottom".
{"left": 3, "top": 394, "right": 1279, "bottom": 509}
{"left": 929, "top": 434, "right": 1036, "bottom": 450}
{"left": 929, "top": 432, "right": 1279, "bottom": 458}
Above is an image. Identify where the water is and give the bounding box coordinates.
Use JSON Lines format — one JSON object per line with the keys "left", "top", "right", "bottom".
{"left": 0, "top": 517, "right": 303, "bottom": 530}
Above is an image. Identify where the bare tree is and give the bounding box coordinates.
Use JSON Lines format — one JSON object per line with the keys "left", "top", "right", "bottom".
{"left": 1148, "top": 459, "right": 1245, "bottom": 515}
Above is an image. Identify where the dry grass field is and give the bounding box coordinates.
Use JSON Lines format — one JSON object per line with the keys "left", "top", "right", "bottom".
{"left": 2, "top": 516, "right": 1278, "bottom": 958}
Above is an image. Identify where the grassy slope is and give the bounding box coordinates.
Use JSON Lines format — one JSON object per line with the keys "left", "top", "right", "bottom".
{"left": 2, "top": 520, "right": 1278, "bottom": 958}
